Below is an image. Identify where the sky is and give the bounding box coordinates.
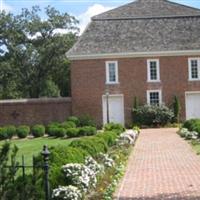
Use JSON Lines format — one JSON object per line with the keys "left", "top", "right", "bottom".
{"left": 1, "top": 0, "right": 200, "bottom": 33}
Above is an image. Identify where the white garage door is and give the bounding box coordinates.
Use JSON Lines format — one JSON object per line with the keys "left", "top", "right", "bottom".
{"left": 186, "top": 92, "right": 200, "bottom": 120}
{"left": 102, "top": 95, "right": 124, "bottom": 125}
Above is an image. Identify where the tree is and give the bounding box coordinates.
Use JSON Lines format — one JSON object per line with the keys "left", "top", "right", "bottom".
{"left": 0, "top": 6, "right": 79, "bottom": 99}
{"left": 172, "top": 95, "right": 181, "bottom": 123}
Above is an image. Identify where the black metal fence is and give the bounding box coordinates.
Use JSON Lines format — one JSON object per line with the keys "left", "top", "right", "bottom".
{"left": 1, "top": 145, "right": 51, "bottom": 200}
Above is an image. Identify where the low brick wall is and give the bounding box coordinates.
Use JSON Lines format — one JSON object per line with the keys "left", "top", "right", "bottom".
{"left": 0, "top": 98, "right": 72, "bottom": 126}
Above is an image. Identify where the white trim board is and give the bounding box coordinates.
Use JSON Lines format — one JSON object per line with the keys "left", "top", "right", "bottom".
{"left": 67, "top": 50, "right": 200, "bottom": 60}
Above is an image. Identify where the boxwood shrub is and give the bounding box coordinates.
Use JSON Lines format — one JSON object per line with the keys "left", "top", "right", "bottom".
{"left": 96, "top": 131, "right": 118, "bottom": 147}
{"left": 79, "top": 115, "right": 96, "bottom": 127}
{"left": 48, "top": 127, "right": 66, "bottom": 137}
{"left": 104, "top": 123, "right": 125, "bottom": 134}
{"left": 5, "top": 125, "right": 16, "bottom": 139}
{"left": 66, "top": 128, "right": 79, "bottom": 138}
{"left": 0, "top": 128, "right": 8, "bottom": 140}
{"left": 16, "top": 125, "right": 30, "bottom": 138}
{"left": 67, "top": 116, "right": 80, "bottom": 127}
{"left": 61, "top": 121, "right": 76, "bottom": 129}
{"left": 69, "top": 137, "right": 108, "bottom": 157}
{"left": 0, "top": 125, "right": 17, "bottom": 140}
{"left": 31, "top": 125, "right": 45, "bottom": 137}
{"left": 78, "top": 126, "right": 97, "bottom": 136}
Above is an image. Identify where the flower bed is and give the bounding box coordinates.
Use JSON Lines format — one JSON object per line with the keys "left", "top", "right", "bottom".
{"left": 51, "top": 124, "right": 140, "bottom": 200}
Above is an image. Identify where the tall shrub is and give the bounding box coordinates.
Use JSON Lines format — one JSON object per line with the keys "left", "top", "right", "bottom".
{"left": 172, "top": 96, "right": 181, "bottom": 123}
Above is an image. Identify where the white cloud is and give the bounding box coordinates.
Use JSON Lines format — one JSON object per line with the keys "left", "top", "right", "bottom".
{"left": 0, "top": 0, "right": 12, "bottom": 12}
{"left": 78, "top": 4, "right": 113, "bottom": 34}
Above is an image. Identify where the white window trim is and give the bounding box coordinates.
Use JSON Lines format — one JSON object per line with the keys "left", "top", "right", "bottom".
{"left": 106, "top": 61, "right": 119, "bottom": 84}
{"left": 188, "top": 58, "right": 200, "bottom": 81}
{"left": 147, "top": 90, "right": 162, "bottom": 105}
{"left": 147, "top": 59, "right": 160, "bottom": 82}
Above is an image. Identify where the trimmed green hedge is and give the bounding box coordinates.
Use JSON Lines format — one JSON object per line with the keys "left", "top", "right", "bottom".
{"left": 104, "top": 123, "right": 125, "bottom": 135}
{"left": 78, "top": 126, "right": 97, "bottom": 136}
{"left": 69, "top": 137, "right": 108, "bottom": 157}
{"left": 96, "top": 131, "right": 118, "bottom": 147}
{"left": 16, "top": 125, "right": 30, "bottom": 138}
{"left": 0, "top": 125, "right": 16, "bottom": 140}
{"left": 31, "top": 125, "right": 45, "bottom": 137}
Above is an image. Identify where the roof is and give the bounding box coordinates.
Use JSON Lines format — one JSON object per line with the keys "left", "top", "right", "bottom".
{"left": 93, "top": 0, "right": 200, "bottom": 20}
{"left": 67, "top": 0, "right": 200, "bottom": 59}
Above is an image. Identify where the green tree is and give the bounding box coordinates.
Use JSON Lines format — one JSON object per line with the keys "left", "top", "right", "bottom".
{"left": 173, "top": 95, "right": 181, "bottom": 123}
{"left": 0, "top": 6, "right": 79, "bottom": 99}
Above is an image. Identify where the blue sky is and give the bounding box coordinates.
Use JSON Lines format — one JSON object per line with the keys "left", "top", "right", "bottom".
{"left": 2, "top": 0, "right": 200, "bottom": 33}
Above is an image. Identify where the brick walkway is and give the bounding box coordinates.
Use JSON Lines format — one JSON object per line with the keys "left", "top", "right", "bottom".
{"left": 115, "top": 128, "right": 200, "bottom": 200}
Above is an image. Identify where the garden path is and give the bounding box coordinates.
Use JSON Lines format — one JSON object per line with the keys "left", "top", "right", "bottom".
{"left": 115, "top": 128, "right": 200, "bottom": 200}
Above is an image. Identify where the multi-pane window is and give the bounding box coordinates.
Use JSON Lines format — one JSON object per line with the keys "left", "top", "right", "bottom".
{"left": 189, "top": 59, "right": 200, "bottom": 80}
{"left": 147, "top": 90, "right": 161, "bottom": 106}
{"left": 147, "top": 59, "right": 160, "bottom": 82}
{"left": 106, "top": 61, "right": 118, "bottom": 84}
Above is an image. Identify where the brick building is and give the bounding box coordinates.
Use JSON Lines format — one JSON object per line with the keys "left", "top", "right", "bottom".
{"left": 67, "top": 0, "right": 200, "bottom": 125}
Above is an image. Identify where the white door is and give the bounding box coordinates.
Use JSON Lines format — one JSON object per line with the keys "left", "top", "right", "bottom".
{"left": 186, "top": 92, "right": 200, "bottom": 120}
{"left": 102, "top": 95, "right": 124, "bottom": 125}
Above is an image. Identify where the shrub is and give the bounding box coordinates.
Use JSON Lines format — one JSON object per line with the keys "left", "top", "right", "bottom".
{"left": 16, "top": 125, "right": 30, "bottom": 138}
{"left": 52, "top": 185, "right": 82, "bottom": 200}
{"left": 96, "top": 131, "right": 118, "bottom": 147}
{"left": 79, "top": 115, "right": 96, "bottom": 127}
{"left": 133, "top": 105, "right": 174, "bottom": 126}
{"left": 0, "top": 126, "right": 17, "bottom": 140}
{"left": 67, "top": 116, "right": 80, "bottom": 127}
{"left": 61, "top": 121, "right": 76, "bottom": 129}
{"left": 0, "top": 128, "right": 8, "bottom": 140}
{"left": 66, "top": 128, "right": 79, "bottom": 138}
{"left": 133, "top": 126, "right": 140, "bottom": 134}
{"left": 5, "top": 125, "right": 16, "bottom": 139}
{"left": 104, "top": 123, "right": 125, "bottom": 134}
{"left": 183, "top": 119, "right": 200, "bottom": 131}
{"left": 172, "top": 96, "right": 181, "bottom": 123}
{"left": 53, "top": 128, "right": 66, "bottom": 137}
{"left": 31, "top": 125, "right": 45, "bottom": 137}
{"left": 48, "top": 146, "right": 89, "bottom": 188}
{"left": 70, "top": 137, "right": 108, "bottom": 157}
{"left": 78, "top": 126, "right": 97, "bottom": 136}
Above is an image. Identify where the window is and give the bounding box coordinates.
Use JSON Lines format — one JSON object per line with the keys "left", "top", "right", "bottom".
{"left": 147, "top": 59, "right": 160, "bottom": 82}
{"left": 147, "top": 90, "right": 162, "bottom": 106}
{"left": 106, "top": 61, "right": 119, "bottom": 84}
{"left": 189, "top": 58, "right": 200, "bottom": 80}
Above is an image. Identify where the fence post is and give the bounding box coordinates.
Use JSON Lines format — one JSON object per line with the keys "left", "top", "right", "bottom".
{"left": 41, "top": 145, "right": 50, "bottom": 200}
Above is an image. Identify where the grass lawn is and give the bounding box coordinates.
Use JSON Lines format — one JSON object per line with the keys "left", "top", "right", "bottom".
{"left": 0, "top": 137, "right": 73, "bottom": 165}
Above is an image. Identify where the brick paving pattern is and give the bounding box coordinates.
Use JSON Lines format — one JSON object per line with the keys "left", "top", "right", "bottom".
{"left": 115, "top": 128, "right": 200, "bottom": 200}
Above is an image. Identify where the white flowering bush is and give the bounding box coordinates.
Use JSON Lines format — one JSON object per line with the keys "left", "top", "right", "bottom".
{"left": 179, "top": 128, "right": 190, "bottom": 137}
{"left": 85, "top": 156, "right": 103, "bottom": 175}
{"left": 62, "top": 157, "right": 102, "bottom": 193}
{"left": 179, "top": 128, "right": 198, "bottom": 140}
{"left": 98, "top": 153, "right": 114, "bottom": 168}
{"left": 52, "top": 185, "right": 82, "bottom": 200}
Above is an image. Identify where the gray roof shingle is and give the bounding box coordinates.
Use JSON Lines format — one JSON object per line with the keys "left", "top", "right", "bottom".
{"left": 67, "top": 0, "right": 200, "bottom": 58}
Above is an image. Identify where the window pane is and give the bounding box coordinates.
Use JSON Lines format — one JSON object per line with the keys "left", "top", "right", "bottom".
{"left": 150, "top": 61, "right": 157, "bottom": 80}
{"left": 149, "top": 92, "right": 160, "bottom": 105}
{"left": 109, "top": 63, "right": 116, "bottom": 82}
{"left": 191, "top": 60, "right": 198, "bottom": 79}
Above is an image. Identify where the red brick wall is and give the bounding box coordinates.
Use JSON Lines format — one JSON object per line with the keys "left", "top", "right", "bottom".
{"left": 0, "top": 98, "right": 72, "bottom": 126}
{"left": 71, "top": 56, "right": 200, "bottom": 125}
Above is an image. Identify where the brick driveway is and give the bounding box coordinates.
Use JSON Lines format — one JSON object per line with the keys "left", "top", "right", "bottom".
{"left": 115, "top": 128, "right": 200, "bottom": 200}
